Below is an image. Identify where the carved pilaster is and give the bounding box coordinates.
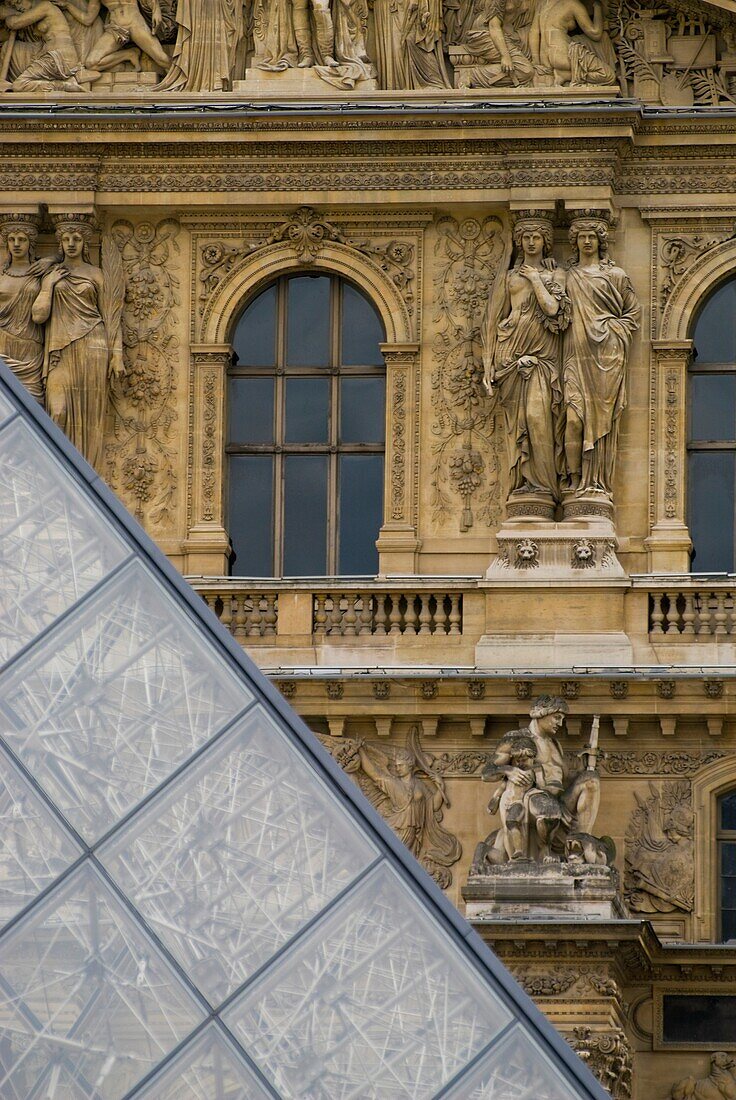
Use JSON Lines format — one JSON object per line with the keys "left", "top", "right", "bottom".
{"left": 376, "top": 342, "right": 421, "bottom": 574}
{"left": 645, "top": 340, "right": 693, "bottom": 572}
{"left": 184, "top": 344, "right": 232, "bottom": 574}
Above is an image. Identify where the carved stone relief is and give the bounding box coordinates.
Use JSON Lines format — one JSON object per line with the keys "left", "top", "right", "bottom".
{"left": 624, "top": 780, "right": 695, "bottom": 914}
{"left": 671, "top": 1053, "right": 736, "bottom": 1099}
{"left": 318, "top": 727, "right": 462, "bottom": 887}
{"left": 431, "top": 214, "right": 507, "bottom": 532}
{"left": 569, "top": 1026, "right": 632, "bottom": 1100}
{"left": 104, "top": 218, "right": 181, "bottom": 526}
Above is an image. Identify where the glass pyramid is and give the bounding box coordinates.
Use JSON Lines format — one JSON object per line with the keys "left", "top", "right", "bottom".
{"left": 0, "top": 360, "right": 607, "bottom": 1100}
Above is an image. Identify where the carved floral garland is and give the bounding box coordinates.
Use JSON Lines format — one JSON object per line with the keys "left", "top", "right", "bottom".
{"left": 105, "top": 219, "right": 181, "bottom": 525}
{"left": 430, "top": 215, "right": 506, "bottom": 531}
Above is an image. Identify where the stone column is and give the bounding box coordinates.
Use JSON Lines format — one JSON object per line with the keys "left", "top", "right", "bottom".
{"left": 376, "top": 342, "right": 421, "bottom": 574}
{"left": 645, "top": 339, "right": 693, "bottom": 572}
{"left": 184, "top": 343, "right": 232, "bottom": 575}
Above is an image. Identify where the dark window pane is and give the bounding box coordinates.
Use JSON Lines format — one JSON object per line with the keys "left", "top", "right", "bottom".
{"left": 229, "top": 378, "right": 274, "bottom": 444}
{"left": 688, "top": 450, "right": 735, "bottom": 572}
{"left": 283, "top": 455, "right": 328, "bottom": 575}
{"left": 663, "top": 995, "right": 736, "bottom": 1040}
{"left": 693, "top": 279, "right": 736, "bottom": 365}
{"left": 228, "top": 456, "right": 273, "bottom": 576}
{"left": 340, "top": 377, "right": 386, "bottom": 444}
{"left": 286, "top": 276, "right": 330, "bottom": 366}
{"left": 723, "top": 911, "right": 736, "bottom": 943}
{"left": 722, "top": 795, "right": 736, "bottom": 831}
{"left": 285, "top": 378, "right": 329, "bottom": 443}
{"left": 691, "top": 374, "right": 736, "bottom": 441}
{"left": 342, "top": 284, "right": 385, "bottom": 365}
{"left": 232, "top": 284, "right": 276, "bottom": 367}
{"left": 338, "top": 455, "right": 383, "bottom": 575}
{"left": 723, "top": 842, "right": 736, "bottom": 875}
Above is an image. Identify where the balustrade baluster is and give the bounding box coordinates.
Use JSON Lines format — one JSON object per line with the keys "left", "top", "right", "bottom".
{"left": 681, "top": 591, "right": 696, "bottom": 635}
{"left": 374, "top": 594, "right": 389, "bottom": 635}
{"left": 247, "top": 596, "right": 263, "bottom": 637}
{"left": 264, "top": 594, "right": 277, "bottom": 636}
{"left": 404, "top": 595, "right": 420, "bottom": 635}
{"left": 696, "top": 592, "right": 713, "bottom": 635}
{"left": 343, "top": 594, "right": 358, "bottom": 636}
{"left": 220, "top": 593, "right": 234, "bottom": 635}
{"left": 358, "top": 594, "right": 373, "bottom": 635}
{"left": 388, "top": 595, "right": 402, "bottom": 635}
{"left": 418, "top": 595, "right": 432, "bottom": 635}
{"left": 328, "top": 595, "right": 344, "bottom": 636}
{"left": 233, "top": 596, "right": 248, "bottom": 640}
{"left": 314, "top": 594, "right": 327, "bottom": 635}
{"left": 650, "top": 592, "right": 665, "bottom": 635}
{"left": 714, "top": 592, "right": 728, "bottom": 635}
{"left": 448, "top": 594, "right": 462, "bottom": 635}
{"left": 664, "top": 591, "right": 680, "bottom": 634}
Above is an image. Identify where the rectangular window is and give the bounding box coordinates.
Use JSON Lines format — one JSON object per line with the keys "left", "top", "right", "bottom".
{"left": 688, "top": 450, "right": 735, "bottom": 572}
{"left": 338, "top": 455, "right": 383, "bottom": 575}
{"left": 663, "top": 995, "right": 736, "bottom": 1044}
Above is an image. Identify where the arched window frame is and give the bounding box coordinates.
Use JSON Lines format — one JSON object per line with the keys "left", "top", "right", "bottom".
{"left": 186, "top": 244, "right": 420, "bottom": 578}
{"left": 717, "top": 789, "right": 736, "bottom": 943}
{"left": 225, "top": 272, "right": 387, "bottom": 578}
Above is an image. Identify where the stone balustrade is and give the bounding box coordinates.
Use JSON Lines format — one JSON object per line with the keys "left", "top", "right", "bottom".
{"left": 313, "top": 591, "right": 462, "bottom": 636}
{"left": 648, "top": 583, "right": 736, "bottom": 636}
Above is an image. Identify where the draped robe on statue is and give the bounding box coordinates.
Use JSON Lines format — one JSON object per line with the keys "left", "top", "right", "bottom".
{"left": 160, "top": 0, "right": 244, "bottom": 91}
{"left": 44, "top": 273, "right": 109, "bottom": 469}
{"left": 0, "top": 265, "right": 48, "bottom": 401}
{"left": 563, "top": 262, "right": 640, "bottom": 495}
{"left": 485, "top": 265, "right": 568, "bottom": 499}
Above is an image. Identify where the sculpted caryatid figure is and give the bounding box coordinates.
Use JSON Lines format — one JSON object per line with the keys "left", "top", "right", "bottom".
{"left": 0, "top": 0, "right": 102, "bottom": 91}
{"left": 32, "top": 216, "right": 124, "bottom": 469}
{"left": 563, "top": 213, "right": 640, "bottom": 503}
{"left": 0, "top": 215, "right": 51, "bottom": 401}
{"left": 529, "top": 0, "right": 617, "bottom": 86}
{"left": 475, "top": 695, "right": 601, "bottom": 866}
{"left": 483, "top": 213, "right": 570, "bottom": 514}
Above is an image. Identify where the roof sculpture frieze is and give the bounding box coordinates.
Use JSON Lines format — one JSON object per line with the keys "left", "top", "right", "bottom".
{"left": 1, "top": 0, "right": 736, "bottom": 104}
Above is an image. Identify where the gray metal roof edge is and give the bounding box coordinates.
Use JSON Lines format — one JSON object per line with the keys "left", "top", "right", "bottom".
{"left": 0, "top": 357, "right": 610, "bottom": 1099}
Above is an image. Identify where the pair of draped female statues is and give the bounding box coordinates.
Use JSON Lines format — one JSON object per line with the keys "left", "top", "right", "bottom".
{"left": 483, "top": 210, "right": 640, "bottom": 517}
{"left": 0, "top": 213, "right": 123, "bottom": 467}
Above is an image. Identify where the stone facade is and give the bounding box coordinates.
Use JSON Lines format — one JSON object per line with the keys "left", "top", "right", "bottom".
{"left": 4, "top": 8, "right": 736, "bottom": 1093}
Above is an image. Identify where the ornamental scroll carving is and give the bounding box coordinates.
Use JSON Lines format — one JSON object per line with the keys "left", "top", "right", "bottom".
{"left": 105, "top": 218, "right": 181, "bottom": 526}
{"left": 431, "top": 215, "right": 506, "bottom": 532}
{"left": 569, "top": 1026, "right": 632, "bottom": 1100}
{"left": 198, "top": 207, "right": 415, "bottom": 320}
{"left": 318, "top": 727, "right": 462, "bottom": 887}
{"left": 624, "top": 780, "right": 695, "bottom": 914}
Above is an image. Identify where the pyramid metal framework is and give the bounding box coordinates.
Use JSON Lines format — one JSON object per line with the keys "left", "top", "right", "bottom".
{"left": 0, "top": 358, "right": 608, "bottom": 1099}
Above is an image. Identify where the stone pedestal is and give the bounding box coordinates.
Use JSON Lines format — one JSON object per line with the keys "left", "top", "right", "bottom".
{"left": 486, "top": 518, "right": 626, "bottom": 580}
{"left": 463, "top": 862, "right": 627, "bottom": 921}
{"left": 235, "top": 68, "right": 377, "bottom": 96}
{"left": 93, "top": 72, "right": 160, "bottom": 94}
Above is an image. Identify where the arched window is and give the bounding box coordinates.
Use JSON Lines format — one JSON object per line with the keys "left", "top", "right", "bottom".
{"left": 689, "top": 278, "right": 736, "bottom": 571}
{"left": 718, "top": 790, "right": 736, "bottom": 942}
{"left": 227, "top": 274, "right": 386, "bottom": 577}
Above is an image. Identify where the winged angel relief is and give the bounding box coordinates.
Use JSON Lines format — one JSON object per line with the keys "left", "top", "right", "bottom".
{"left": 321, "top": 728, "right": 462, "bottom": 887}
{"left": 624, "top": 780, "right": 695, "bottom": 914}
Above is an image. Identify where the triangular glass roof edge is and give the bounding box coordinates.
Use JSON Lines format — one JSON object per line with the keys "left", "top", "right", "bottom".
{"left": 0, "top": 358, "right": 610, "bottom": 1100}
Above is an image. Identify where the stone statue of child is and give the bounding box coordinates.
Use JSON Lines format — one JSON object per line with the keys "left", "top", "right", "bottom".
{"left": 474, "top": 694, "right": 601, "bottom": 868}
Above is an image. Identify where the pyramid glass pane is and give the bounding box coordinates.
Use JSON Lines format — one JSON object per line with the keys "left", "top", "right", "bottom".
{"left": 0, "top": 863, "right": 204, "bottom": 1099}
{"left": 0, "top": 386, "right": 13, "bottom": 425}
{"left": 225, "top": 862, "right": 511, "bottom": 1098}
{"left": 0, "top": 418, "right": 129, "bottom": 665}
{"left": 0, "top": 558, "right": 252, "bottom": 842}
{"left": 135, "top": 1025, "right": 273, "bottom": 1099}
{"left": 0, "top": 741, "right": 82, "bottom": 927}
{"left": 444, "top": 1026, "right": 579, "bottom": 1099}
{"left": 0, "top": 362, "right": 608, "bottom": 1100}
{"left": 100, "top": 707, "right": 376, "bottom": 1006}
